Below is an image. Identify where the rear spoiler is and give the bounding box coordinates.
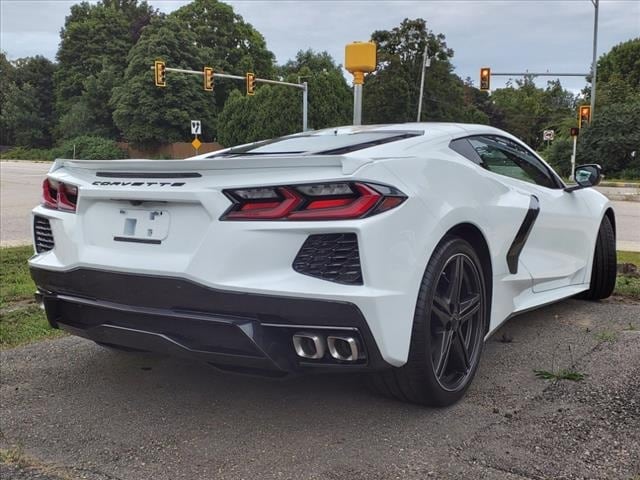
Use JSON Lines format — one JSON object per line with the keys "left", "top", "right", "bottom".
{"left": 51, "top": 155, "right": 376, "bottom": 176}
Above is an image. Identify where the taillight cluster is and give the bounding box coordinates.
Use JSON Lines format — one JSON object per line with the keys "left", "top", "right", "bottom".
{"left": 42, "top": 178, "right": 78, "bottom": 212}
{"left": 221, "top": 182, "right": 406, "bottom": 221}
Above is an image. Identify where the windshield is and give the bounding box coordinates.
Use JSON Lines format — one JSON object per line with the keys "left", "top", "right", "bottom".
{"left": 210, "top": 130, "right": 423, "bottom": 157}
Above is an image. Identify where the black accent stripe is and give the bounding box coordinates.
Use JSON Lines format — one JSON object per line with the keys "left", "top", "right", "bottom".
{"left": 96, "top": 172, "right": 201, "bottom": 178}
{"left": 113, "top": 236, "right": 161, "bottom": 245}
{"left": 506, "top": 195, "right": 540, "bottom": 274}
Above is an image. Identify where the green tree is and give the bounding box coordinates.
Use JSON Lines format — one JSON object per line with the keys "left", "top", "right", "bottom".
{"left": 596, "top": 38, "right": 640, "bottom": 107}
{"left": 1, "top": 83, "right": 50, "bottom": 146}
{"left": 171, "top": 0, "right": 275, "bottom": 112}
{"left": 111, "top": 16, "right": 216, "bottom": 147}
{"left": 577, "top": 102, "right": 640, "bottom": 178}
{"left": 54, "top": 0, "right": 157, "bottom": 139}
{"left": 217, "top": 50, "right": 352, "bottom": 146}
{"left": 490, "top": 78, "right": 575, "bottom": 149}
{"left": 0, "top": 55, "right": 56, "bottom": 146}
{"left": 362, "top": 18, "right": 485, "bottom": 124}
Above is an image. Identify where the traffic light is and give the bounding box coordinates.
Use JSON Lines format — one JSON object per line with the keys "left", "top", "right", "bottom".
{"left": 246, "top": 72, "right": 256, "bottom": 96}
{"left": 154, "top": 60, "right": 166, "bottom": 87}
{"left": 204, "top": 67, "right": 214, "bottom": 91}
{"left": 480, "top": 67, "right": 491, "bottom": 91}
{"left": 570, "top": 127, "right": 579, "bottom": 137}
{"left": 578, "top": 105, "right": 591, "bottom": 129}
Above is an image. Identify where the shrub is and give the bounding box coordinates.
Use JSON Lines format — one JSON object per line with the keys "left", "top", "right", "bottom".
{"left": 539, "top": 138, "right": 574, "bottom": 178}
{"left": 0, "top": 147, "right": 55, "bottom": 161}
{"left": 53, "top": 136, "right": 127, "bottom": 160}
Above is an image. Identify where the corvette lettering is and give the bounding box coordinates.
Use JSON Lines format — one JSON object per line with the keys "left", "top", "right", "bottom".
{"left": 92, "top": 181, "right": 185, "bottom": 187}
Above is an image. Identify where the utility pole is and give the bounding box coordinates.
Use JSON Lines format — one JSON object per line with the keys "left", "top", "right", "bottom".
{"left": 589, "top": 0, "right": 599, "bottom": 118}
{"left": 417, "top": 44, "right": 430, "bottom": 122}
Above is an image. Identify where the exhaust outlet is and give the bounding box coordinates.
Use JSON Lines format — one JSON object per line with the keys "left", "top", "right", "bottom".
{"left": 292, "top": 333, "right": 325, "bottom": 359}
{"left": 327, "top": 336, "right": 359, "bottom": 362}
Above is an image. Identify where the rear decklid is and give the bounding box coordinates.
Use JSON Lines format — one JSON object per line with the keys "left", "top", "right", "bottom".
{"left": 42, "top": 155, "right": 375, "bottom": 269}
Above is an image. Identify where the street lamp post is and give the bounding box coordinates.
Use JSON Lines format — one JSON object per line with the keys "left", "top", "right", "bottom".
{"left": 417, "top": 44, "right": 430, "bottom": 122}
{"left": 589, "top": 0, "right": 599, "bottom": 118}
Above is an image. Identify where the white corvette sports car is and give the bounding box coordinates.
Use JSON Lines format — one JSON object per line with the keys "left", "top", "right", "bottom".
{"left": 30, "top": 123, "right": 616, "bottom": 406}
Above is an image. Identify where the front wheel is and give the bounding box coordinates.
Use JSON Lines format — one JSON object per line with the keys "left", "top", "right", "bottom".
{"left": 578, "top": 215, "right": 616, "bottom": 300}
{"left": 368, "top": 236, "right": 488, "bottom": 406}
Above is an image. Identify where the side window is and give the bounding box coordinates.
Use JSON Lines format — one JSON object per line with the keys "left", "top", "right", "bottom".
{"left": 468, "top": 136, "right": 558, "bottom": 189}
{"left": 449, "top": 138, "right": 482, "bottom": 165}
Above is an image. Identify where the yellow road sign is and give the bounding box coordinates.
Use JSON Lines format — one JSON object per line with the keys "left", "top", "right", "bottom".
{"left": 191, "top": 137, "right": 202, "bottom": 151}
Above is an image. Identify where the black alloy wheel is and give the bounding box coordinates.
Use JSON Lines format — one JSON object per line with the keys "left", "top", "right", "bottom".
{"left": 367, "top": 236, "right": 487, "bottom": 406}
{"left": 430, "top": 253, "right": 484, "bottom": 392}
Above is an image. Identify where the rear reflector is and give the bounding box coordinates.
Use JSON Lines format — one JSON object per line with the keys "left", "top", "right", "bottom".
{"left": 221, "top": 182, "right": 405, "bottom": 221}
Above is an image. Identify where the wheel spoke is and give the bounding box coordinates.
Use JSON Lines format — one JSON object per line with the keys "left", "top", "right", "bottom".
{"left": 436, "top": 330, "right": 454, "bottom": 378}
{"left": 456, "top": 330, "right": 471, "bottom": 372}
{"left": 447, "top": 256, "right": 465, "bottom": 311}
{"left": 432, "top": 295, "right": 451, "bottom": 326}
{"left": 459, "top": 294, "right": 480, "bottom": 324}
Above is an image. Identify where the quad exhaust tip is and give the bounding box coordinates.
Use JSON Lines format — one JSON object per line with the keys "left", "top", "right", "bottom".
{"left": 292, "top": 333, "right": 361, "bottom": 362}
{"left": 292, "top": 333, "right": 325, "bottom": 359}
{"left": 327, "top": 335, "right": 359, "bottom": 362}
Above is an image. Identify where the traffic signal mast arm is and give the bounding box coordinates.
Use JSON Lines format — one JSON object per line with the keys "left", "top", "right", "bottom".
{"left": 152, "top": 65, "right": 305, "bottom": 90}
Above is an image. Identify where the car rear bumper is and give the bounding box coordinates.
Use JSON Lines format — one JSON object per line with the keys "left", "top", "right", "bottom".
{"left": 31, "top": 267, "right": 389, "bottom": 376}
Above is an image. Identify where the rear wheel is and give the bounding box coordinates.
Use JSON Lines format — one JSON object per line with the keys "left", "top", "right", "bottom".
{"left": 578, "top": 215, "right": 616, "bottom": 300}
{"left": 368, "top": 236, "right": 487, "bottom": 406}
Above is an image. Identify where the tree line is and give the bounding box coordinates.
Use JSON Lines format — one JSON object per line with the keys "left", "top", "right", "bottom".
{"left": 0, "top": 0, "right": 637, "bottom": 177}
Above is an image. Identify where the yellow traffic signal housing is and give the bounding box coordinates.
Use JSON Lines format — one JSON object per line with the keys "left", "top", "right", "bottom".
{"left": 480, "top": 67, "right": 491, "bottom": 91}
{"left": 578, "top": 105, "right": 591, "bottom": 129}
{"left": 204, "top": 67, "right": 214, "bottom": 91}
{"left": 246, "top": 72, "right": 256, "bottom": 96}
{"left": 154, "top": 60, "right": 166, "bottom": 87}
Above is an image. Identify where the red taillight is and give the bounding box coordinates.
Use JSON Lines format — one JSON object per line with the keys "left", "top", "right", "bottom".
{"left": 221, "top": 182, "right": 406, "bottom": 221}
{"left": 41, "top": 178, "right": 78, "bottom": 213}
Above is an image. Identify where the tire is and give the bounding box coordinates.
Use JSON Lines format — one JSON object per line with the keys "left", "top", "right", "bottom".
{"left": 368, "top": 236, "right": 488, "bottom": 406}
{"left": 578, "top": 215, "right": 617, "bottom": 300}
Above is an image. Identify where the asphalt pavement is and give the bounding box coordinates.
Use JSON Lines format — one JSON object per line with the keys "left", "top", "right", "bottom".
{"left": 1, "top": 298, "right": 639, "bottom": 479}
{"left": 1, "top": 160, "right": 639, "bottom": 250}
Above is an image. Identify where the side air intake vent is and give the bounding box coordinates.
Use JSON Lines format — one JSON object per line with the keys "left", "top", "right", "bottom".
{"left": 34, "top": 216, "right": 54, "bottom": 253}
{"left": 293, "top": 233, "right": 362, "bottom": 285}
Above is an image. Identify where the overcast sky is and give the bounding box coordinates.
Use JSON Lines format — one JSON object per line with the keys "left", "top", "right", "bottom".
{"left": 1, "top": 0, "right": 638, "bottom": 92}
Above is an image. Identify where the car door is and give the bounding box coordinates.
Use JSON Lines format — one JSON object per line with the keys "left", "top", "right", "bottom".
{"left": 465, "top": 135, "right": 595, "bottom": 292}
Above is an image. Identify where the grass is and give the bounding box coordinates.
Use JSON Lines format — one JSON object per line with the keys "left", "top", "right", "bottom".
{"left": 593, "top": 330, "right": 618, "bottom": 343}
{"left": 618, "top": 251, "right": 640, "bottom": 265}
{"left": 616, "top": 251, "right": 640, "bottom": 300}
{"left": 0, "top": 305, "right": 65, "bottom": 348}
{"left": 534, "top": 369, "right": 586, "bottom": 382}
{"left": 0, "top": 245, "right": 63, "bottom": 349}
{"left": 0, "top": 246, "right": 35, "bottom": 309}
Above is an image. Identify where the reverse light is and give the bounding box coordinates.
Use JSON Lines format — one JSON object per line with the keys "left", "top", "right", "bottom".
{"left": 221, "top": 182, "right": 406, "bottom": 221}
{"left": 42, "top": 178, "right": 78, "bottom": 213}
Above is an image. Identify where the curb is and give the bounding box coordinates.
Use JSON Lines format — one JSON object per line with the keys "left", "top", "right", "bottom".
{"left": 600, "top": 181, "right": 640, "bottom": 188}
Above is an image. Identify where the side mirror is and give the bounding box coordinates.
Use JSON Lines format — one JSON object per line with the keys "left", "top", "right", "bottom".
{"left": 565, "top": 164, "right": 603, "bottom": 192}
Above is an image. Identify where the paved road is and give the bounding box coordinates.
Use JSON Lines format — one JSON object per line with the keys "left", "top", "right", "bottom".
{"left": 1, "top": 160, "right": 639, "bottom": 250}
{"left": 1, "top": 299, "right": 639, "bottom": 479}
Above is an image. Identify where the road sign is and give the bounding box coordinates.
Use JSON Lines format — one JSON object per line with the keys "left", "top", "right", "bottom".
{"left": 570, "top": 127, "right": 579, "bottom": 137}
{"left": 191, "top": 120, "right": 201, "bottom": 135}
{"left": 191, "top": 137, "right": 202, "bottom": 151}
{"left": 543, "top": 130, "right": 555, "bottom": 141}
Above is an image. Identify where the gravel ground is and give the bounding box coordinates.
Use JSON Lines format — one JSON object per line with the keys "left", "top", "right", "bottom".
{"left": 1, "top": 298, "right": 639, "bottom": 480}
